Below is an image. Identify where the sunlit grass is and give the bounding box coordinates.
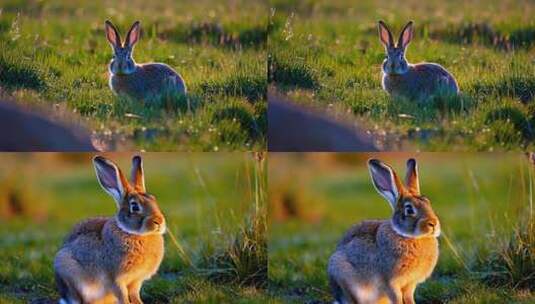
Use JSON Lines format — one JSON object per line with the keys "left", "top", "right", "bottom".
{"left": 0, "top": 0, "right": 267, "bottom": 151}
{"left": 269, "top": 0, "right": 535, "bottom": 151}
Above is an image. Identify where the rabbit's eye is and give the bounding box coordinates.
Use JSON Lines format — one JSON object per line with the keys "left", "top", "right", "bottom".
{"left": 130, "top": 201, "right": 141, "bottom": 213}
{"left": 404, "top": 204, "right": 416, "bottom": 216}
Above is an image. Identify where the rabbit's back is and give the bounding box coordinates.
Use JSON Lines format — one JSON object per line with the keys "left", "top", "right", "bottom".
{"left": 62, "top": 217, "right": 108, "bottom": 245}
{"left": 110, "top": 63, "right": 186, "bottom": 100}
{"left": 382, "top": 63, "right": 458, "bottom": 99}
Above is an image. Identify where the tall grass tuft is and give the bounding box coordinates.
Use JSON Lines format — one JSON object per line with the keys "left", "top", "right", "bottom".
{"left": 478, "top": 156, "right": 535, "bottom": 290}
{"left": 200, "top": 152, "right": 267, "bottom": 287}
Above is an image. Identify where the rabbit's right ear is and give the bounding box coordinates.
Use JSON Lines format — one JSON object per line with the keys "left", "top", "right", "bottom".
{"left": 93, "top": 156, "right": 131, "bottom": 205}
{"left": 130, "top": 155, "right": 146, "bottom": 193}
{"left": 125, "top": 21, "right": 141, "bottom": 48}
{"left": 368, "top": 159, "right": 404, "bottom": 209}
{"left": 405, "top": 158, "right": 420, "bottom": 195}
{"left": 105, "top": 20, "right": 121, "bottom": 48}
{"left": 398, "top": 21, "right": 413, "bottom": 49}
{"left": 378, "top": 20, "right": 394, "bottom": 49}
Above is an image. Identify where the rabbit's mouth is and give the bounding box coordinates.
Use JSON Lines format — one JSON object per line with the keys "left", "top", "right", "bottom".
{"left": 417, "top": 218, "right": 441, "bottom": 238}
{"left": 143, "top": 217, "right": 167, "bottom": 235}
{"left": 153, "top": 222, "right": 167, "bottom": 235}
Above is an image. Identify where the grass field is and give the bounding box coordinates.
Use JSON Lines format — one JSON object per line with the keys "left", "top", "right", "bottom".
{"left": 0, "top": 153, "right": 268, "bottom": 303}
{"left": 0, "top": 0, "right": 267, "bottom": 151}
{"left": 269, "top": 0, "right": 535, "bottom": 151}
{"left": 268, "top": 153, "right": 535, "bottom": 303}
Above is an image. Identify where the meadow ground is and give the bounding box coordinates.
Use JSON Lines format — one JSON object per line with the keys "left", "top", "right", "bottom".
{"left": 0, "top": 153, "right": 268, "bottom": 303}
{"left": 269, "top": 0, "right": 535, "bottom": 151}
{"left": 0, "top": 0, "right": 267, "bottom": 151}
{"left": 268, "top": 153, "right": 535, "bottom": 303}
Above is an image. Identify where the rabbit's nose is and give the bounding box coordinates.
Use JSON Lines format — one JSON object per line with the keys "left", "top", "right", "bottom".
{"left": 427, "top": 219, "right": 439, "bottom": 230}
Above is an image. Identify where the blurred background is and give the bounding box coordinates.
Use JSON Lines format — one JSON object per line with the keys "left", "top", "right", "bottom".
{"left": 0, "top": 153, "right": 267, "bottom": 303}
{"left": 269, "top": 153, "right": 535, "bottom": 303}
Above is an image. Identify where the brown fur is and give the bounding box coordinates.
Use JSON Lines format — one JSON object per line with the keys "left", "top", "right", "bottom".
{"left": 105, "top": 20, "right": 186, "bottom": 101}
{"left": 54, "top": 156, "right": 165, "bottom": 304}
{"left": 378, "top": 21, "right": 458, "bottom": 100}
{"left": 328, "top": 159, "right": 440, "bottom": 304}
{"left": 110, "top": 63, "right": 186, "bottom": 100}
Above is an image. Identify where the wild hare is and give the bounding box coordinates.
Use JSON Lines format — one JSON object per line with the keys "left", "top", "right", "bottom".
{"left": 105, "top": 20, "right": 187, "bottom": 101}
{"left": 378, "top": 20, "right": 459, "bottom": 100}
{"left": 54, "top": 156, "right": 166, "bottom": 304}
{"left": 328, "top": 158, "right": 440, "bottom": 304}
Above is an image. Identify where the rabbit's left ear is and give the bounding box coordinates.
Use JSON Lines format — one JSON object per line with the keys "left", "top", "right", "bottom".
{"left": 378, "top": 20, "right": 394, "bottom": 48}
{"left": 405, "top": 158, "right": 420, "bottom": 195}
{"left": 93, "top": 156, "right": 132, "bottom": 206}
{"left": 130, "top": 155, "right": 145, "bottom": 193}
{"left": 398, "top": 21, "right": 413, "bottom": 49}
{"left": 105, "top": 20, "right": 121, "bottom": 48}
{"left": 125, "top": 21, "right": 141, "bottom": 48}
{"left": 368, "top": 159, "right": 405, "bottom": 209}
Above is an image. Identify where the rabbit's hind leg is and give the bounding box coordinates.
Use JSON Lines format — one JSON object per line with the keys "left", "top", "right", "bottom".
{"left": 55, "top": 250, "right": 85, "bottom": 304}
{"left": 383, "top": 283, "right": 402, "bottom": 304}
{"left": 56, "top": 272, "right": 83, "bottom": 304}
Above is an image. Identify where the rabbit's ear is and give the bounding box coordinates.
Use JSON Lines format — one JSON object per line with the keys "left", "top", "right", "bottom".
{"left": 93, "top": 156, "right": 131, "bottom": 205}
{"left": 125, "top": 21, "right": 141, "bottom": 48}
{"left": 405, "top": 158, "right": 420, "bottom": 195}
{"left": 378, "top": 20, "right": 394, "bottom": 49}
{"left": 398, "top": 21, "right": 413, "bottom": 49}
{"left": 368, "top": 159, "right": 404, "bottom": 209}
{"left": 105, "top": 20, "right": 121, "bottom": 48}
{"left": 130, "top": 155, "right": 146, "bottom": 193}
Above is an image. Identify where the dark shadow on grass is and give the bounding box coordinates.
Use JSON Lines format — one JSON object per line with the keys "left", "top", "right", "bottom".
{"left": 484, "top": 105, "right": 533, "bottom": 141}
{"left": 0, "top": 19, "right": 11, "bottom": 35}
{"left": 0, "top": 54, "right": 46, "bottom": 91}
{"left": 430, "top": 22, "right": 535, "bottom": 51}
{"left": 388, "top": 92, "right": 473, "bottom": 122}
{"left": 160, "top": 22, "right": 267, "bottom": 49}
{"left": 200, "top": 74, "right": 266, "bottom": 103}
{"left": 210, "top": 104, "right": 262, "bottom": 140}
{"left": 107, "top": 93, "right": 200, "bottom": 144}
{"left": 112, "top": 93, "right": 200, "bottom": 119}
{"left": 268, "top": 53, "right": 320, "bottom": 90}
{"left": 471, "top": 75, "right": 535, "bottom": 103}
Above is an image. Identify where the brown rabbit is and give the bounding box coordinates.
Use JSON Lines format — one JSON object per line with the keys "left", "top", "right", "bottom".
{"left": 54, "top": 155, "right": 166, "bottom": 303}
{"left": 105, "top": 20, "right": 187, "bottom": 100}
{"left": 378, "top": 21, "right": 459, "bottom": 100}
{"left": 328, "top": 158, "right": 440, "bottom": 304}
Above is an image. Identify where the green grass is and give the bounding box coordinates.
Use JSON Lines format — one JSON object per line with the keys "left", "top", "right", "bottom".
{"left": 269, "top": 0, "right": 535, "bottom": 151}
{"left": 0, "top": 0, "right": 266, "bottom": 151}
{"left": 268, "top": 153, "right": 535, "bottom": 303}
{"left": 0, "top": 153, "right": 269, "bottom": 303}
